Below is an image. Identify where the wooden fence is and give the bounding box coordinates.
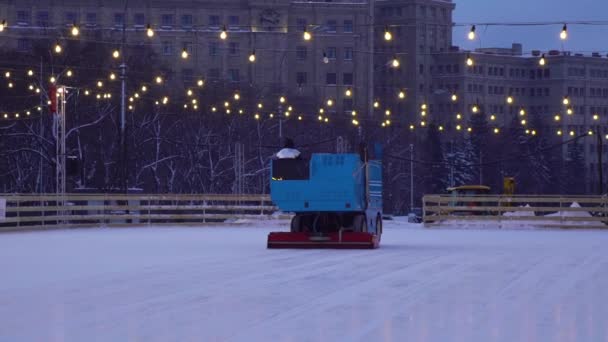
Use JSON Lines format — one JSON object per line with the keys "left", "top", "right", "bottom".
{"left": 0, "top": 194, "right": 279, "bottom": 232}
{"left": 423, "top": 194, "right": 608, "bottom": 229}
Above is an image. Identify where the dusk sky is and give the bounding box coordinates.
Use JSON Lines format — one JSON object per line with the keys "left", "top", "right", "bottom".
{"left": 452, "top": 0, "right": 608, "bottom": 55}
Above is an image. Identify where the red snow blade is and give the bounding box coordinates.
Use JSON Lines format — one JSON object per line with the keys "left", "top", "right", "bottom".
{"left": 267, "top": 232, "right": 379, "bottom": 249}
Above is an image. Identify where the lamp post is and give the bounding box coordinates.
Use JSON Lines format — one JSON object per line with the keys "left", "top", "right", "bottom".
{"left": 119, "top": 0, "right": 128, "bottom": 193}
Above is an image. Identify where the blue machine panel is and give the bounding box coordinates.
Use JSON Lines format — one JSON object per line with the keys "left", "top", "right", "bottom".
{"left": 271, "top": 153, "right": 381, "bottom": 213}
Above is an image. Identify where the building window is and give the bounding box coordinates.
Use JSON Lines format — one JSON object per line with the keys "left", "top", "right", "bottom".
{"left": 65, "top": 12, "right": 78, "bottom": 25}
{"left": 114, "top": 13, "right": 124, "bottom": 27}
{"left": 343, "top": 20, "right": 353, "bottom": 33}
{"left": 296, "top": 72, "right": 307, "bottom": 85}
{"left": 182, "top": 68, "right": 194, "bottom": 83}
{"left": 134, "top": 13, "right": 145, "bottom": 27}
{"left": 229, "top": 42, "right": 239, "bottom": 55}
{"left": 208, "top": 68, "right": 220, "bottom": 79}
{"left": 343, "top": 98, "right": 354, "bottom": 111}
{"left": 344, "top": 47, "right": 353, "bottom": 61}
{"left": 228, "top": 69, "right": 240, "bottom": 82}
{"left": 229, "top": 16, "right": 239, "bottom": 28}
{"left": 162, "top": 41, "right": 174, "bottom": 55}
{"left": 209, "top": 42, "right": 219, "bottom": 56}
{"left": 296, "top": 46, "right": 307, "bottom": 61}
{"left": 326, "top": 73, "right": 337, "bottom": 85}
{"left": 343, "top": 73, "right": 353, "bottom": 85}
{"left": 326, "top": 20, "right": 337, "bottom": 33}
{"left": 181, "top": 14, "right": 193, "bottom": 28}
{"left": 161, "top": 14, "right": 174, "bottom": 27}
{"left": 209, "top": 15, "right": 220, "bottom": 27}
{"left": 17, "top": 38, "right": 32, "bottom": 52}
{"left": 326, "top": 47, "right": 337, "bottom": 59}
{"left": 85, "top": 13, "right": 97, "bottom": 26}
{"left": 16, "top": 10, "right": 31, "bottom": 26}
{"left": 36, "top": 11, "right": 50, "bottom": 27}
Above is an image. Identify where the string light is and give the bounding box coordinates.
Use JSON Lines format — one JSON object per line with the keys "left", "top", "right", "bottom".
{"left": 84, "top": 90, "right": 90, "bottom": 96}
{"left": 373, "top": 101, "right": 380, "bottom": 108}
{"left": 155, "top": 76, "right": 163, "bottom": 84}
{"left": 421, "top": 103, "right": 427, "bottom": 110}
{"left": 490, "top": 114, "right": 496, "bottom": 121}
{"left": 391, "top": 56, "right": 400, "bottom": 68}
{"left": 494, "top": 128, "right": 500, "bottom": 134}
{"left": 384, "top": 26, "right": 392, "bottom": 41}
{"left": 472, "top": 105, "right": 479, "bottom": 113}
{"left": 71, "top": 24, "right": 79, "bottom": 36}
{"left": 248, "top": 50, "right": 256, "bottom": 62}
{"left": 279, "top": 96, "right": 286, "bottom": 104}
{"left": 409, "top": 124, "right": 415, "bottom": 131}
{"left": 66, "top": 69, "right": 73, "bottom": 77}
{"left": 398, "top": 90, "right": 405, "bottom": 99}
{"left": 298, "top": 116, "right": 302, "bottom": 121}
{"left": 109, "top": 73, "right": 116, "bottom": 80}
{"left": 254, "top": 113, "right": 260, "bottom": 120}
{"left": 234, "top": 93, "right": 240, "bottom": 101}
{"left": 451, "top": 94, "right": 458, "bottom": 102}
{"left": 50, "top": 76, "right": 56, "bottom": 83}
{"left": 224, "top": 101, "right": 230, "bottom": 108}
{"left": 554, "top": 115, "right": 560, "bottom": 121}
{"left": 146, "top": 24, "right": 154, "bottom": 37}
{"left": 197, "top": 79, "right": 204, "bottom": 87}
{"left": 468, "top": 25, "right": 476, "bottom": 40}
{"left": 557, "top": 130, "right": 563, "bottom": 136}
{"left": 519, "top": 108, "right": 526, "bottom": 116}
{"left": 27, "top": 70, "right": 33, "bottom": 77}
{"left": 560, "top": 24, "right": 568, "bottom": 40}
{"left": 323, "top": 52, "right": 329, "bottom": 64}
{"left": 326, "top": 99, "right": 333, "bottom": 107}
{"left": 421, "top": 111, "right": 426, "bottom": 117}
{"left": 211, "top": 107, "right": 217, "bottom": 112}
{"left": 467, "top": 127, "right": 472, "bottom": 133}
{"left": 162, "top": 96, "right": 169, "bottom": 105}
{"left": 4, "top": 71, "right": 9, "bottom": 78}
{"left": 97, "top": 81, "right": 103, "bottom": 88}
{"left": 539, "top": 54, "right": 546, "bottom": 66}
{"left": 112, "top": 49, "right": 120, "bottom": 59}
{"left": 456, "top": 125, "right": 462, "bottom": 131}
{"left": 181, "top": 49, "right": 189, "bottom": 59}
{"left": 562, "top": 96, "right": 570, "bottom": 105}
{"left": 456, "top": 113, "right": 462, "bottom": 120}
{"left": 0, "top": 20, "right": 6, "bottom": 32}
{"left": 507, "top": 96, "right": 514, "bottom": 104}
{"left": 351, "top": 110, "right": 357, "bottom": 116}
{"left": 345, "top": 88, "right": 352, "bottom": 97}
{"left": 220, "top": 25, "right": 228, "bottom": 40}
{"left": 593, "top": 114, "right": 599, "bottom": 121}
{"left": 352, "top": 119, "right": 359, "bottom": 126}
{"left": 187, "top": 89, "right": 193, "bottom": 96}
{"left": 141, "top": 85, "right": 147, "bottom": 92}
{"left": 569, "top": 130, "right": 575, "bottom": 136}
{"left": 567, "top": 107, "right": 573, "bottom": 115}
{"left": 438, "top": 126, "right": 444, "bottom": 131}
{"left": 303, "top": 27, "right": 312, "bottom": 41}
{"left": 8, "top": 82, "right": 13, "bottom": 88}
{"left": 258, "top": 103, "right": 263, "bottom": 109}
{"left": 466, "top": 54, "right": 474, "bottom": 66}
{"left": 54, "top": 43, "right": 62, "bottom": 54}
{"left": 521, "top": 119, "right": 527, "bottom": 125}
{"left": 385, "top": 109, "right": 391, "bottom": 116}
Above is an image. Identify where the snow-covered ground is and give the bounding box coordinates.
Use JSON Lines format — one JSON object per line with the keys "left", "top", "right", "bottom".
{"left": 1, "top": 220, "right": 607, "bottom": 342}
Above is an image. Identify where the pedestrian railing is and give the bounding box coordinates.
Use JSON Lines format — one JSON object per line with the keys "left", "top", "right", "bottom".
{"left": 422, "top": 194, "right": 608, "bottom": 229}
{"left": 0, "top": 193, "right": 280, "bottom": 232}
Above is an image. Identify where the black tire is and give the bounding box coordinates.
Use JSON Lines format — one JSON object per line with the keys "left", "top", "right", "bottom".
{"left": 376, "top": 215, "right": 383, "bottom": 235}
{"left": 290, "top": 215, "right": 301, "bottom": 232}
{"left": 353, "top": 215, "right": 367, "bottom": 232}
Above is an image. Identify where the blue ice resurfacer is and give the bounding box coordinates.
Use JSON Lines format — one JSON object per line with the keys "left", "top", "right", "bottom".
{"left": 267, "top": 145, "right": 383, "bottom": 249}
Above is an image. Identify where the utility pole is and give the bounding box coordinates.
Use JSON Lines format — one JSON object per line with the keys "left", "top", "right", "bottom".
{"left": 597, "top": 126, "right": 604, "bottom": 195}
{"left": 366, "top": 0, "right": 374, "bottom": 131}
{"left": 39, "top": 58, "right": 44, "bottom": 193}
{"left": 120, "top": 0, "right": 128, "bottom": 193}
{"left": 410, "top": 143, "right": 414, "bottom": 210}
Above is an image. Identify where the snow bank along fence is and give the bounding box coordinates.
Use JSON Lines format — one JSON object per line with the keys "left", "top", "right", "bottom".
{"left": 422, "top": 194, "right": 608, "bottom": 229}
{"left": 0, "top": 194, "right": 278, "bottom": 232}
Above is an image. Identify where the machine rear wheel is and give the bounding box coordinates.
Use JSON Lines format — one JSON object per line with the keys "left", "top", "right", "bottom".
{"left": 376, "top": 215, "right": 383, "bottom": 235}
{"left": 353, "top": 215, "right": 367, "bottom": 233}
{"left": 290, "top": 215, "right": 301, "bottom": 232}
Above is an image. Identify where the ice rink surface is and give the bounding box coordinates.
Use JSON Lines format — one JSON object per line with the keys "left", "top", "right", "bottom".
{"left": 1, "top": 220, "right": 607, "bottom": 342}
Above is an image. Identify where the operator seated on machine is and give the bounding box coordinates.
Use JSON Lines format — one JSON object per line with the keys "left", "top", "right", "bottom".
{"left": 276, "top": 137, "right": 301, "bottom": 159}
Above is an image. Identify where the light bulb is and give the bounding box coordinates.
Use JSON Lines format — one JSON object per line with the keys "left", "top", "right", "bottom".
{"left": 563, "top": 96, "right": 569, "bottom": 105}
{"left": 519, "top": 108, "right": 526, "bottom": 116}
{"left": 97, "top": 81, "right": 103, "bottom": 88}
{"left": 54, "top": 43, "right": 62, "bottom": 54}
{"left": 384, "top": 26, "right": 392, "bottom": 41}
{"left": 187, "top": 89, "right": 193, "bottom": 96}
{"left": 398, "top": 91, "right": 405, "bottom": 99}
{"left": 539, "top": 54, "right": 546, "bottom": 66}
{"left": 391, "top": 57, "right": 400, "bottom": 68}
{"left": 554, "top": 115, "right": 560, "bottom": 121}
{"left": 451, "top": 94, "right": 458, "bottom": 102}
{"left": 421, "top": 103, "right": 427, "bottom": 110}
{"left": 327, "top": 99, "right": 333, "bottom": 107}
{"left": 593, "top": 114, "right": 599, "bottom": 120}
{"left": 472, "top": 105, "right": 479, "bottom": 113}
{"left": 220, "top": 25, "right": 228, "bottom": 40}
{"left": 494, "top": 128, "right": 500, "bottom": 134}
{"left": 66, "top": 70, "right": 73, "bottom": 77}
{"left": 50, "top": 76, "right": 56, "bottom": 83}
{"left": 109, "top": 73, "right": 116, "bottom": 80}
{"left": 373, "top": 101, "right": 379, "bottom": 108}
{"left": 507, "top": 96, "right": 514, "bottom": 104}
{"left": 323, "top": 53, "right": 329, "bottom": 64}
{"left": 146, "top": 24, "right": 154, "bottom": 37}
{"left": 345, "top": 88, "right": 352, "bottom": 97}
{"left": 113, "top": 49, "right": 120, "bottom": 59}
{"left": 197, "top": 79, "right": 204, "bottom": 87}
{"left": 155, "top": 76, "right": 163, "bottom": 84}
{"left": 4, "top": 71, "right": 9, "bottom": 78}
{"left": 303, "top": 28, "right": 311, "bottom": 41}
{"left": 258, "top": 103, "right": 263, "bottom": 109}
{"left": 27, "top": 69, "right": 33, "bottom": 76}
{"left": 181, "top": 49, "right": 189, "bottom": 59}
{"left": 466, "top": 54, "right": 473, "bottom": 66}
{"left": 0, "top": 20, "right": 6, "bottom": 32}
{"left": 71, "top": 24, "right": 79, "bottom": 36}
{"left": 560, "top": 24, "right": 567, "bottom": 40}
{"left": 468, "top": 25, "right": 476, "bottom": 40}
{"left": 279, "top": 96, "right": 286, "bottom": 103}
{"left": 439, "top": 126, "right": 444, "bottom": 131}
{"left": 248, "top": 51, "right": 256, "bottom": 62}
{"left": 141, "top": 85, "right": 147, "bottom": 92}
{"left": 490, "top": 115, "right": 496, "bottom": 121}
{"left": 234, "top": 93, "right": 240, "bottom": 100}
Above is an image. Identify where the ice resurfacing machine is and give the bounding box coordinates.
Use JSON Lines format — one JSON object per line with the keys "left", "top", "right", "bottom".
{"left": 267, "top": 145, "right": 383, "bottom": 249}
